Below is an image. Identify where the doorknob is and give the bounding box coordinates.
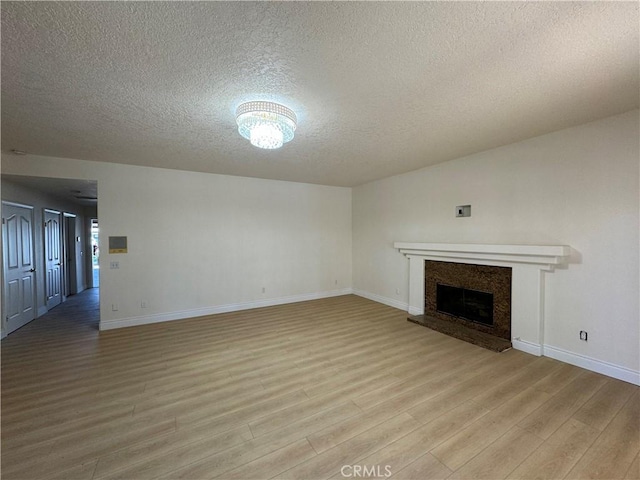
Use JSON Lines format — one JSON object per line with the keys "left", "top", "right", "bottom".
{"left": 28, "top": 268, "right": 35, "bottom": 273}
{"left": 55, "top": 263, "right": 61, "bottom": 266}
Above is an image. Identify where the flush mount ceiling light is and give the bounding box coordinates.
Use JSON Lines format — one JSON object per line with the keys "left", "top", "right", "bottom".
{"left": 235, "top": 101, "right": 297, "bottom": 150}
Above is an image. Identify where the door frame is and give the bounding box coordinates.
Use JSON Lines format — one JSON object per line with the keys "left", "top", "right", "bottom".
{"left": 63, "top": 212, "right": 78, "bottom": 297}
{"left": 44, "top": 208, "right": 63, "bottom": 310}
{"left": 89, "top": 217, "right": 99, "bottom": 288}
{"left": 1, "top": 201, "right": 36, "bottom": 338}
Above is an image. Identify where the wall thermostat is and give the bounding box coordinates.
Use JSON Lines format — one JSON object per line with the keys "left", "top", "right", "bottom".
{"left": 108, "top": 236, "right": 128, "bottom": 254}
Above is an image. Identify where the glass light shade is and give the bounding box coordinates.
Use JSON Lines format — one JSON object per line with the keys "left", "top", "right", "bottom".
{"left": 250, "top": 123, "right": 284, "bottom": 149}
{"left": 236, "top": 101, "right": 297, "bottom": 150}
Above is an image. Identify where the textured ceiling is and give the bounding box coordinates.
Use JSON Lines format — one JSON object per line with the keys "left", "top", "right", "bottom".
{"left": 2, "top": 2, "right": 638, "bottom": 187}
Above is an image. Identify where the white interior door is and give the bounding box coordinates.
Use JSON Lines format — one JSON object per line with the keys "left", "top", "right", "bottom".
{"left": 2, "top": 202, "right": 36, "bottom": 334}
{"left": 44, "top": 209, "right": 62, "bottom": 310}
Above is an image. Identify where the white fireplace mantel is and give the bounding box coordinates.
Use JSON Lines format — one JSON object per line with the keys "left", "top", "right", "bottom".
{"left": 394, "top": 242, "right": 571, "bottom": 356}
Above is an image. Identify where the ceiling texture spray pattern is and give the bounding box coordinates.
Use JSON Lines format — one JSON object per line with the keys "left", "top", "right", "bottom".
{"left": 1, "top": 2, "right": 638, "bottom": 186}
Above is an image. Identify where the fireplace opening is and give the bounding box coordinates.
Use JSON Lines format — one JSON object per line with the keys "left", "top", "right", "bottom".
{"left": 436, "top": 283, "right": 494, "bottom": 326}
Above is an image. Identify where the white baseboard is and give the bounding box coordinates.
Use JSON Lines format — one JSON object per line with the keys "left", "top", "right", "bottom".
{"left": 352, "top": 289, "right": 408, "bottom": 312}
{"left": 99, "top": 288, "right": 353, "bottom": 331}
{"left": 37, "top": 306, "right": 48, "bottom": 318}
{"left": 1, "top": 329, "right": 6, "bottom": 340}
{"left": 99, "top": 288, "right": 640, "bottom": 387}
{"left": 512, "top": 338, "right": 542, "bottom": 356}
{"left": 543, "top": 344, "right": 640, "bottom": 386}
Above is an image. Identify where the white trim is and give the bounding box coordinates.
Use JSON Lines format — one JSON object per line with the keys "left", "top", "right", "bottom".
{"left": 349, "top": 290, "right": 638, "bottom": 386}
{"left": 1, "top": 329, "right": 6, "bottom": 340}
{"left": 395, "top": 243, "right": 570, "bottom": 271}
{"left": 99, "top": 288, "right": 353, "bottom": 331}
{"left": 1, "top": 200, "right": 34, "bottom": 209}
{"left": 352, "top": 289, "right": 408, "bottom": 311}
{"left": 512, "top": 338, "right": 542, "bottom": 356}
{"left": 543, "top": 344, "right": 640, "bottom": 386}
{"left": 394, "top": 242, "right": 571, "bottom": 266}
{"left": 100, "top": 285, "right": 640, "bottom": 386}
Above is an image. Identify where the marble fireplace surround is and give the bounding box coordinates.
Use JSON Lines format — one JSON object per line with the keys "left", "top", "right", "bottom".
{"left": 394, "top": 243, "right": 571, "bottom": 356}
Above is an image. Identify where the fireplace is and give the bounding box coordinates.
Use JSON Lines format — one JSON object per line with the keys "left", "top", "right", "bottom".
{"left": 422, "top": 261, "right": 512, "bottom": 348}
{"left": 394, "top": 242, "right": 571, "bottom": 355}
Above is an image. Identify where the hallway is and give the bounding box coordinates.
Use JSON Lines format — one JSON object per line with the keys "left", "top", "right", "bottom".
{"left": 3, "top": 287, "right": 99, "bottom": 343}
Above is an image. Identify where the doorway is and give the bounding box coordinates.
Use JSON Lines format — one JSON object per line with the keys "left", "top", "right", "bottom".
{"left": 91, "top": 219, "right": 99, "bottom": 288}
{"left": 2, "top": 175, "right": 99, "bottom": 336}
{"left": 64, "top": 213, "right": 78, "bottom": 296}
{"left": 2, "top": 201, "right": 36, "bottom": 334}
{"left": 44, "top": 209, "right": 63, "bottom": 310}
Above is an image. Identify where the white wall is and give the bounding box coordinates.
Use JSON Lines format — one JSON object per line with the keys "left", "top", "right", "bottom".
{"left": 353, "top": 110, "right": 639, "bottom": 377}
{"left": 1, "top": 157, "right": 352, "bottom": 329}
{"left": 1, "top": 179, "right": 88, "bottom": 323}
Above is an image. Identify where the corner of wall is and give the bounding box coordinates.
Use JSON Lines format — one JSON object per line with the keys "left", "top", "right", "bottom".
{"left": 352, "top": 288, "right": 408, "bottom": 312}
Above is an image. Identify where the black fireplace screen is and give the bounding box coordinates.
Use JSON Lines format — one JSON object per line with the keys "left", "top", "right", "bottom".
{"left": 436, "top": 283, "right": 494, "bottom": 326}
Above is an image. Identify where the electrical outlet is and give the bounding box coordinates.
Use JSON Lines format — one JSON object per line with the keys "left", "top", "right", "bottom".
{"left": 112, "top": 303, "right": 118, "bottom": 311}
{"left": 262, "top": 287, "right": 266, "bottom": 293}
{"left": 141, "top": 301, "right": 147, "bottom": 309}
{"left": 110, "top": 261, "right": 119, "bottom": 269}
{"left": 580, "top": 330, "right": 588, "bottom": 341}
{"left": 396, "top": 288, "right": 400, "bottom": 295}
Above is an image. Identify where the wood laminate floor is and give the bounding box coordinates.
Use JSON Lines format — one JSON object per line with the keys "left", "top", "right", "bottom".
{"left": 1, "top": 290, "right": 638, "bottom": 480}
